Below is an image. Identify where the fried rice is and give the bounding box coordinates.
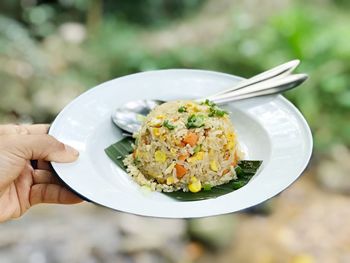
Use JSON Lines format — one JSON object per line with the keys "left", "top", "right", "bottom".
{"left": 123, "top": 100, "right": 243, "bottom": 192}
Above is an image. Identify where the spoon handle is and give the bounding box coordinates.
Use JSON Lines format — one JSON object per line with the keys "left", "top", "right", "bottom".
{"left": 204, "top": 59, "right": 300, "bottom": 100}
{"left": 210, "top": 74, "right": 308, "bottom": 105}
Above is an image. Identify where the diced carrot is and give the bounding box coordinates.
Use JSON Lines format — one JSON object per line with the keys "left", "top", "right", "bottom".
{"left": 142, "top": 137, "right": 149, "bottom": 145}
{"left": 178, "top": 154, "right": 188, "bottom": 161}
{"left": 182, "top": 132, "right": 199, "bottom": 147}
{"left": 176, "top": 140, "right": 186, "bottom": 147}
{"left": 224, "top": 151, "right": 230, "bottom": 160}
{"left": 231, "top": 152, "right": 238, "bottom": 167}
{"left": 175, "top": 164, "right": 187, "bottom": 179}
{"left": 222, "top": 169, "right": 230, "bottom": 176}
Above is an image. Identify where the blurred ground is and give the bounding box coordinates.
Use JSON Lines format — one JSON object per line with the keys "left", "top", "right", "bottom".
{"left": 1, "top": 164, "right": 350, "bottom": 263}
{"left": 1, "top": 0, "right": 350, "bottom": 262}
{"left": 217, "top": 172, "right": 350, "bottom": 263}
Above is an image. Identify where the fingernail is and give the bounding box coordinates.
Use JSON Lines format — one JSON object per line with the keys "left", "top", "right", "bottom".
{"left": 65, "top": 145, "right": 79, "bottom": 156}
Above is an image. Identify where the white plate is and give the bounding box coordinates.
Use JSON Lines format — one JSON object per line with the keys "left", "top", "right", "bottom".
{"left": 49, "top": 69, "right": 313, "bottom": 218}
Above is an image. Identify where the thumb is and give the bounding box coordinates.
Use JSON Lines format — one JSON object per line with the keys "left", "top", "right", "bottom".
{"left": 3, "top": 134, "right": 79, "bottom": 162}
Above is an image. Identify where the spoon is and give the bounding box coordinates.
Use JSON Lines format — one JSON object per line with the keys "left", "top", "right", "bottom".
{"left": 112, "top": 60, "right": 308, "bottom": 134}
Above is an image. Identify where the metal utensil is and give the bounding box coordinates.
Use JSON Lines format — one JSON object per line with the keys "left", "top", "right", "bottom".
{"left": 112, "top": 60, "right": 307, "bottom": 134}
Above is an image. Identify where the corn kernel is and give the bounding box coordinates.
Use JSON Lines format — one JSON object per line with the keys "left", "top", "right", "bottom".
{"left": 209, "top": 149, "right": 214, "bottom": 157}
{"left": 187, "top": 151, "right": 205, "bottom": 163}
{"left": 226, "top": 132, "right": 236, "bottom": 150}
{"left": 187, "top": 157, "right": 195, "bottom": 163}
{"left": 147, "top": 171, "right": 158, "bottom": 178}
{"left": 166, "top": 176, "right": 174, "bottom": 185}
{"left": 157, "top": 178, "right": 165, "bottom": 184}
{"left": 170, "top": 148, "right": 177, "bottom": 155}
{"left": 226, "top": 141, "right": 235, "bottom": 150}
{"left": 153, "top": 128, "right": 160, "bottom": 137}
{"left": 226, "top": 132, "right": 235, "bottom": 141}
{"left": 192, "top": 105, "right": 202, "bottom": 112}
{"left": 156, "top": 115, "right": 165, "bottom": 119}
{"left": 190, "top": 176, "right": 197, "bottom": 182}
{"left": 154, "top": 150, "right": 167, "bottom": 163}
{"left": 195, "top": 151, "right": 205, "bottom": 160}
{"left": 137, "top": 150, "right": 143, "bottom": 158}
{"left": 185, "top": 102, "right": 198, "bottom": 113}
{"left": 210, "top": 160, "right": 219, "bottom": 172}
{"left": 188, "top": 177, "right": 202, "bottom": 193}
{"left": 149, "top": 118, "right": 162, "bottom": 127}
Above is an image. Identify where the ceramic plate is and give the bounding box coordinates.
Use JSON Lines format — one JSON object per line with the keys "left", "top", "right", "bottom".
{"left": 49, "top": 69, "right": 313, "bottom": 218}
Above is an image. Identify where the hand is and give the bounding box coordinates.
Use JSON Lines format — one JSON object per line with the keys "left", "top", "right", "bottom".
{"left": 0, "top": 124, "right": 82, "bottom": 222}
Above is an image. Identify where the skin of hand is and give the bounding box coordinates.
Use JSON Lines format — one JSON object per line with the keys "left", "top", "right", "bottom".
{"left": 0, "top": 124, "right": 82, "bottom": 223}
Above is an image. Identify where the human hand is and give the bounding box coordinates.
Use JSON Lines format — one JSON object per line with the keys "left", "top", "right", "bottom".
{"left": 0, "top": 124, "right": 82, "bottom": 223}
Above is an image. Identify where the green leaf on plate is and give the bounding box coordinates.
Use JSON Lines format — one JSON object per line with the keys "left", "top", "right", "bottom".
{"left": 163, "top": 160, "right": 262, "bottom": 201}
{"left": 105, "top": 137, "right": 134, "bottom": 171}
{"left": 105, "top": 137, "right": 262, "bottom": 201}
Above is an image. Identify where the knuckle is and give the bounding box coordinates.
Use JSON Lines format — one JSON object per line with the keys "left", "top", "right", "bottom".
{"left": 38, "top": 135, "right": 65, "bottom": 160}
{"left": 41, "top": 185, "right": 48, "bottom": 203}
{"left": 15, "top": 125, "right": 29, "bottom": 135}
{"left": 0, "top": 135, "right": 18, "bottom": 150}
{"left": 45, "top": 135, "right": 65, "bottom": 151}
{"left": 0, "top": 124, "right": 26, "bottom": 135}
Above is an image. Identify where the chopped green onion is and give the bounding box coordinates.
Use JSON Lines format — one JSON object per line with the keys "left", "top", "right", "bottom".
{"left": 235, "top": 166, "right": 243, "bottom": 176}
{"left": 178, "top": 106, "right": 187, "bottom": 113}
{"left": 201, "top": 99, "right": 216, "bottom": 107}
{"left": 202, "top": 99, "right": 228, "bottom": 117}
{"left": 186, "top": 114, "right": 206, "bottom": 129}
{"left": 163, "top": 120, "right": 176, "bottom": 130}
{"left": 134, "top": 157, "right": 141, "bottom": 165}
{"left": 230, "top": 181, "right": 245, "bottom": 189}
{"left": 194, "top": 144, "right": 201, "bottom": 153}
{"left": 208, "top": 107, "right": 228, "bottom": 117}
{"left": 203, "top": 183, "right": 212, "bottom": 191}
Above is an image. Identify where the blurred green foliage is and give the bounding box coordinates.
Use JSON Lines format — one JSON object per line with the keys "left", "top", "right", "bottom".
{"left": 0, "top": 0, "right": 349, "bottom": 151}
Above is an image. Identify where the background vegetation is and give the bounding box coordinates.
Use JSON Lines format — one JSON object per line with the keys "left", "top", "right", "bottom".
{"left": 1, "top": 0, "right": 349, "bottom": 150}
{"left": 1, "top": 1, "right": 350, "bottom": 262}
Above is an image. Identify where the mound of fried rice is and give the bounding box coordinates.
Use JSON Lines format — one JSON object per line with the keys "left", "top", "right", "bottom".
{"left": 123, "top": 100, "right": 243, "bottom": 193}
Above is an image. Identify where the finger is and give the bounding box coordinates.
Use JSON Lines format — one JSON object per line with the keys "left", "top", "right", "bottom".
{"left": 32, "top": 170, "right": 62, "bottom": 185}
{"left": 37, "top": 160, "right": 51, "bottom": 171}
{"left": 0, "top": 124, "right": 50, "bottom": 136}
{"left": 30, "top": 184, "right": 83, "bottom": 205}
{"left": 2, "top": 134, "right": 79, "bottom": 162}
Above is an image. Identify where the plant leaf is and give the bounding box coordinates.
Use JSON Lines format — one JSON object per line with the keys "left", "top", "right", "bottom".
{"left": 105, "top": 137, "right": 134, "bottom": 171}
{"left": 163, "top": 160, "right": 262, "bottom": 201}
{"left": 105, "top": 138, "right": 262, "bottom": 201}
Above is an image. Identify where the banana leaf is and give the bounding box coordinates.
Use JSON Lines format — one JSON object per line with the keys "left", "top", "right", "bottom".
{"left": 105, "top": 137, "right": 262, "bottom": 201}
